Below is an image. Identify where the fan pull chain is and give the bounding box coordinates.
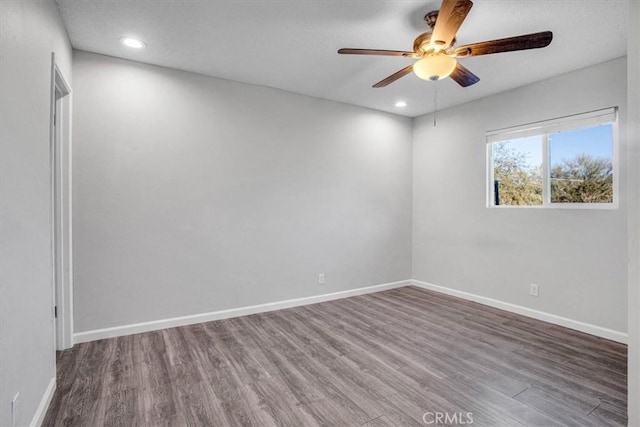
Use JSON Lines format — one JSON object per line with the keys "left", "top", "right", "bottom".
{"left": 433, "top": 79, "right": 438, "bottom": 127}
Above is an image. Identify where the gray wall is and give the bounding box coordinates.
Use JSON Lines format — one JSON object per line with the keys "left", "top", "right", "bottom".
{"left": 0, "top": 0, "right": 72, "bottom": 425}
{"left": 626, "top": 0, "right": 640, "bottom": 422}
{"left": 72, "top": 51, "right": 413, "bottom": 333}
{"left": 412, "top": 57, "right": 628, "bottom": 334}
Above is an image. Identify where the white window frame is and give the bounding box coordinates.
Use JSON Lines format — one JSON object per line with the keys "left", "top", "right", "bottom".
{"left": 486, "top": 107, "right": 618, "bottom": 209}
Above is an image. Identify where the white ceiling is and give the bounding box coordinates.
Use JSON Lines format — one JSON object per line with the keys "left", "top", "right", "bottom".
{"left": 56, "top": 0, "right": 628, "bottom": 118}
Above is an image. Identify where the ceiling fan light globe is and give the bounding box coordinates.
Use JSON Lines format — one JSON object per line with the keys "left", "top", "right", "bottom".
{"left": 413, "top": 55, "right": 457, "bottom": 81}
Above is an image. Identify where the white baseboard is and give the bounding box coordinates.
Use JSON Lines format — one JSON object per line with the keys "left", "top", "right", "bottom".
{"left": 74, "top": 278, "right": 627, "bottom": 345}
{"left": 30, "top": 376, "right": 55, "bottom": 427}
{"left": 411, "top": 280, "right": 628, "bottom": 344}
{"left": 74, "top": 279, "right": 411, "bottom": 344}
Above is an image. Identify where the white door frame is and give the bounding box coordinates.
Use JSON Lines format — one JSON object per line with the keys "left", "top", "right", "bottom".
{"left": 50, "top": 53, "right": 73, "bottom": 350}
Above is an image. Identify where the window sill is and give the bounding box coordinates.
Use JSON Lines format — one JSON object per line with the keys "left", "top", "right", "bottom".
{"left": 487, "top": 203, "right": 618, "bottom": 210}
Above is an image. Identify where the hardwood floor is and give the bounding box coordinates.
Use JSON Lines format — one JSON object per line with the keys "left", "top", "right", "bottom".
{"left": 43, "top": 286, "right": 627, "bottom": 426}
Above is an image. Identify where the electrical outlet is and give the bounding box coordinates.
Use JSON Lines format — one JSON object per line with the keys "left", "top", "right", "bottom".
{"left": 530, "top": 283, "right": 539, "bottom": 297}
{"left": 11, "top": 392, "right": 19, "bottom": 427}
{"left": 318, "top": 273, "right": 325, "bottom": 285}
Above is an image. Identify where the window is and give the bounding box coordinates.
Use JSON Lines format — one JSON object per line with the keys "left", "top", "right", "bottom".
{"left": 487, "top": 108, "right": 617, "bottom": 208}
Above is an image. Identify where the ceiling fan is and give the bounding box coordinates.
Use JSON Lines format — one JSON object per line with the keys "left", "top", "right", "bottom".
{"left": 338, "top": 0, "right": 553, "bottom": 88}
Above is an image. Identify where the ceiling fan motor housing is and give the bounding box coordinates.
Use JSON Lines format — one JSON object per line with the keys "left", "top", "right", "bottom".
{"left": 420, "top": 11, "right": 456, "bottom": 50}
{"left": 413, "top": 32, "right": 432, "bottom": 53}
{"left": 424, "top": 11, "right": 439, "bottom": 29}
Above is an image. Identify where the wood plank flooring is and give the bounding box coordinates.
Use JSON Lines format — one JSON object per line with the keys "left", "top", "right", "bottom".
{"left": 43, "top": 286, "right": 627, "bottom": 426}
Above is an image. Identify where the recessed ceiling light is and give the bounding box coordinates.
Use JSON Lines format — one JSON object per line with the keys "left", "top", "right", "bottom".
{"left": 395, "top": 101, "right": 407, "bottom": 108}
{"left": 120, "top": 37, "right": 146, "bottom": 49}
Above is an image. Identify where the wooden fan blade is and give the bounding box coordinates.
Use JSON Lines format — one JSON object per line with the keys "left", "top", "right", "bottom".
{"left": 431, "top": 0, "right": 474, "bottom": 49}
{"left": 338, "top": 48, "right": 415, "bottom": 57}
{"left": 449, "top": 63, "right": 479, "bottom": 87}
{"left": 373, "top": 64, "right": 414, "bottom": 88}
{"left": 453, "top": 31, "right": 553, "bottom": 57}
